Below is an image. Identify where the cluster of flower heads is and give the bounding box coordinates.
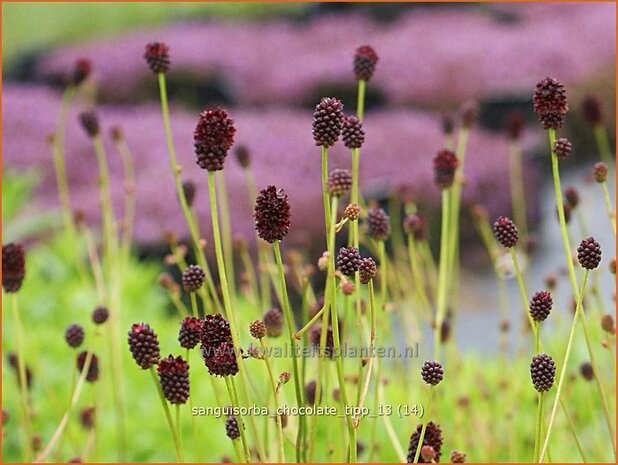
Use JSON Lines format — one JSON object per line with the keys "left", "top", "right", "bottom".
{"left": 335, "top": 246, "right": 377, "bottom": 285}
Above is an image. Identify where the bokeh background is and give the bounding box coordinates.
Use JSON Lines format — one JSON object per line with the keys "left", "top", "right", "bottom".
{"left": 1, "top": 3, "right": 616, "bottom": 462}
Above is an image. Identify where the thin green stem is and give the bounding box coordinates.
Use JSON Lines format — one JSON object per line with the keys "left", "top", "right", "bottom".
{"left": 113, "top": 136, "right": 137, "bottom": 263}
{"left": 227, "top": 377, "right": 251, "bottom": 462}
{"left": 539, "top": 270, "right": 589, "bottom": 462}
{"left": 594, "top": 124, "right": 614, "bottom": 167}
{"left": 216, "top": 171, "right": 238, "bottom": 301}
{"left": 534, "top": 392, "right": 544, "bottom": 461}
{"left": 321, "top": 146, "right": 331, "bottom": 232}
{"left": 176, "top": 405, "right": 182, "bottom": 458}
{"left": 149, "top": 367, "right": 182, "bottom": 462}
{"left": 259, "top": 339, "right": 285, "bottom": 462}
{"left": 434, "top": 189, "right": 451, "bottom": 360}
{"left": 354, "top": 279, "right": 376, "bottom": 429}
{"left": 356, "top": 79, "right": 366, "bottom": 121}
{"left": 600, "top": 182, "right": 616, "bottom": 235}
{"left": 413, "top": 386, "right": 435, "bottom": 463}
{"left": 559, "top": 397, "right": 587, "bottom": 462}
{"left": 157, "top": 72, "right": 221, "bottom": 313}
{"left": 207, "top": 170, "right": 265, "bottom": 461}
{"left": 190, "top": 292, "right": 199, "bottom": 318}
{"left": 11, "top": 294, "right": 32, "bottom": 462}
{"left": 508, "top": 248, "right": 538, "bottom": 339}
{"left": 92, "top": 136, "right": 117, "bottom": 267}
{"left": 273, "top": 241, "right": 304, "bottom": 463}
{"left": 509, "top": 140, "right": 528, "bottom": 241}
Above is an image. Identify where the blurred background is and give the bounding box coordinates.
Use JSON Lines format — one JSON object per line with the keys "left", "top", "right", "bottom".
{"left": 2, "top": 2, "right": 616, "bottom": 346}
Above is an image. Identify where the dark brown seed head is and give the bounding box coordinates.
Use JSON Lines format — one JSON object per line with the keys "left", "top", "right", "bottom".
{"left": 579, "top": 362, "right": 594, "bottom": 381}
{"left": 601, "top": 314, "right": 615, "bottom": 334}
{"left": 7, "top": 353, "right": 33, "bottom": 389}
{"left": 341, "top": 115, "right": 365, "bottom": 149}
{"left": 92, "top": 306, "right": 109, "bottom": 325}
{"left": 433, "top": 149, "right": 459, "bottom": 189}
{"left": 407, "top": 421, "right": 443, "bottom": 463}
{"left": 179, "top": 316, "right": 203, "bottom": 349}
{"left": 234, "top": 145, "right": 250, "bottom": 169}
{"left": 504, "top": 110, "right": 525, "bottom": 140}
{"left": 353, "top": 45, "right": 378, "bottom": 81}
{"left": 110, "top": 126, "right": 123, "bottom": 142}
{"left": 577, "top": 237, "right": 602, "bottom": 270}
{"left": 80, "top": 407, "right": 95, "bottom": 430}
{"left": 71, "top": 58, "right": 92, "bottom": 87}
{"left": 254, "top": 185, "right": 291, "bottom": 243}
{"left": 366, "top": 207, "right": 391, "bottom": 241}
{"left": 182, "top": 264, "right": 205, "bottom": 292}
{"left": 305, "top": 380, "right": 318, "bottom": 405}
{"left": 344, "top": 203, "right": 361, "bottom": 221}
{"left": 203, "top": 342, "right": 238, "bottom": 377}
{"left": 539, "top": 112, "right": 565, "bottom": 130}
{"left": 558, "top": 202, "right": 572, "bottom": 225}
{"left": 450, "top": 450, "right": 467, "bottom": 463}
{"left": 533, "top": 77, "right": 569, "bottom": 120}
{"left": 2, "top": 242, "right": 25, "bottom": 293}
{"left": 441, "top": 112, "right": 455, "bottom": 135}
{"left": 403, "top": 213, "right": 429, "bottom": 241}
{"left": 312, "top": 97, "right": 344, "bottom": 148}
{"left": 341, "top": 280, "right": 355, "bottom": 295}
{"left": 143, "top": 42, "right": 170, "bottom": 74}
{"left": 493, "top": 216, "right": 519, "bottom": 248}
{"left": 460, "top": 100, "right": 479, "bottom": 129}
{"left": 182, "top": 180, "right": 197, "bottom": 208}
{"left": 200, "top": 314, "right": 233, "bottom": 349}
{"left": 310, "top": 324, "right": 335, "bottom": 359}
{"left": 609, "top": 258, "right": 616, "bottom": 275}
{"left": 553, "top": 138, "right": 572, "bottom": 160}
{"left": 76, "top": 351, "right": 99, "bottom": 383}
{"left": 68, "top": 457, "right": 82, "bottom": 463}
{"left": 592, "top": 162, "right": 608, "bottom": 183}
{"left": 2, "top": 409, "right": 9, "bottom": 425}
{"left": 529, "top": 290, "right": 553, "bottom": 322}
{"left": 564, "top": 186, "right": 579, "bottom": 209}
{"left": 193, "top": 107, "right": 235, "bottom": 171}
{"left": 263, "top": 308, "right": 284, "bottom": 338}
{"left": 530, "top": 353, "right": 556, "bottom": 392}
{"left": 249, "top": 320, "right": 266, "bottom": 340}
{"left": 225, "top": 415, "right": 241, "bottom": 440}
{"left": 127, "top": 323, "right": 161, "bottom": 370}
{"left": 328, "top": 168, "right": 353, "bottom": 197}
{"left": 336, "top": 247, "right": 361, "bottom": 277}
{"left": 359, "top": 257, "right": 377, "bottom": 284}
{"left": 195, "top": 145, "right": 228, "bottom": 172}
{"left": 421, "top": 360, "right": 444, "bottom": 386}
{"left": 65, "top": 324, "right": 85, "bottom": 348}
{"left": 158, "top": 355, "right": 190, "bottom": 404}
{"left": 78, "top": 111, "right": 100, "bottom": 138}
{"left": 581, "top": 95, "right": 603, "bottom": 125}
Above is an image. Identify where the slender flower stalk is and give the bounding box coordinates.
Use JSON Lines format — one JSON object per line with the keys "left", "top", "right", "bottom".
{"left": 148, "top": 366, "right": 182, "bottom": 461}
{"left": 157, "top": 72, "right": 221, "bottom": 313}
{"left": 216, "top": 171, "right": 238, "bottom": 301}
{"left": 354, "top": 278, "right": 376, "bottom": 429}
{"left": 433, "top": 189, "right": 451, "bottom": 360}
{"left": 258, "top": 338, "right": 285, "bottom": 462}
{"left": 412, "top": 386, "right": 436, "bottom": 463}
{"left": 207, "top": 171, "right": 265, "bottom": 461}
{"left": 110, "top": 128, "right": 137, "bottom": 263}
{"left": 508, "top": 140, "right": 528, "bottom": 242}
{"left": 593, "top": 124, "right": 614, "bottom": 167}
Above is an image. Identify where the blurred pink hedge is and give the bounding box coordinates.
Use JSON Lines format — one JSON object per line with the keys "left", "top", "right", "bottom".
{"left": 35, "top": 3, "right": 615, "bottom": 106}
{"left": 3, "top": 83, "right": 536, "bottom": 246}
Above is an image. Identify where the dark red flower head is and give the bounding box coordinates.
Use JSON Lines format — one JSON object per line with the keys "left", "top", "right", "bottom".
{"left": 592, "top": 162, "right": 608, "bottom": 183}
{"left": 263, "top": 307, "right": 284, "bottom": 338}
{"left": 234, "top": 145, "right": 251, "bottom": 169}
{"left": 312, "top": 97, "right": 344, "bottom": 148}
{"left": 366, "top": 207, "right": 391, "bottom": 241}
{"left": 144, "top": 42, "right": 170, "bottom": 74}
{"left": 504, "top": 110, "right": 525, "bottom": 140}
{"left": 158, "top": 355, "right": 190, "bottom": 404}
{"left": 533, "top": 77, "right": 568, "bottom": 129}
{"left": 577, "top": 237, "right": 602, "bottom": 270}
{"left": 194, "top": 108, "right": 236, "bottom": 171}
{"left": 403, "top": 214, "right": 429, "bottom": 241}
{"left": 359, "top": 257, "right": 377, "bottom": 284}
{"left": 328, "top": 168, "right": 353, "bottom": 197}
{"left": 529, "top": 290, "right": 553, "bottom": 322}
{"left": 581, "top": 95, "right": 603, "bottom": 125}
{"left": 2, "top": 242, "right": 25, "bottom": 293}
{"left": 179, "top": 316, "right": 203, "bottom": 349}
{"left": 433, "top": 149, "right": 458, "bottom": 189}
{"left": 407, "top": 421, "right": 443, "bottom": 463}
{"left": 254, "top": 185, "right": 291, "bottom": 243}
{"left": 203, "top": 342, "right": 239, "bottom": 377}
{"left": 341, "top": 115, "right": 365, "bottom": 149}
{"left": 200, "top": 314, "right": 233, "bottom": 350}
{"left": 78, "top": 111, "right": 100, "bottom": 138}
{"left": 460, "top": 100, "right": 479, "bottom": 129}
{"left": 493, "top": 216, "right": 519, "bottom": 248}
{"left": 353, "top": 45, "right": 379, "bottom": 81}
{"left": 76, "top": 351, "right": 99, "bottom": 383}
{"left": 553, "top": 138, "right": 572, "bottom": 160}
{"left": 182, "top": 180, "right": 196, "bottom": 207}
{"left": 127, "top": 323, "right": 161, "bottom": 369}
{"left": 71, "top": 58, "right": 92, "bottom": 87}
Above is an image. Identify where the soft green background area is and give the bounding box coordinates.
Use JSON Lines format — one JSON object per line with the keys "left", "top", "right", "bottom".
{"left": 2, "top": 2, "right": 306, "bottom": 68}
